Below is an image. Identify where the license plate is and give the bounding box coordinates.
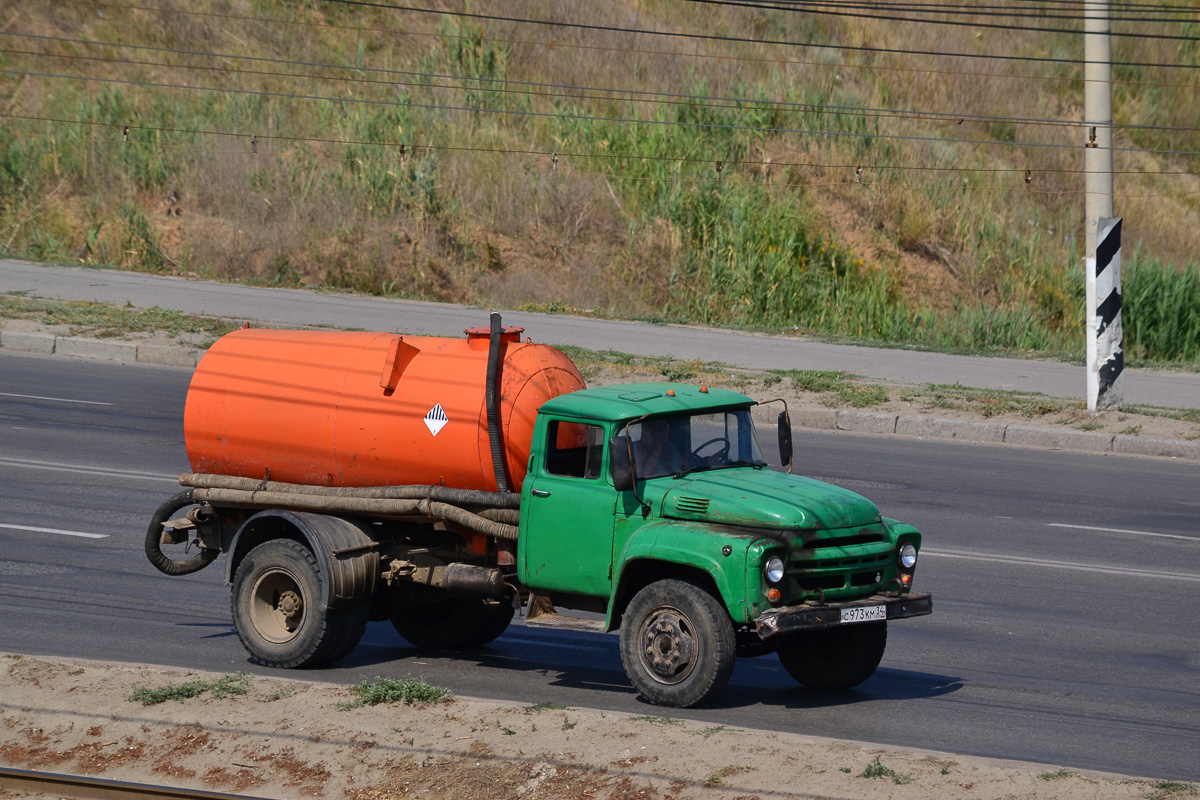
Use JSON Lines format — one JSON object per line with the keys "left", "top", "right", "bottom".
{"left": 840, "top": 605, "right": 886, "bottom": 624}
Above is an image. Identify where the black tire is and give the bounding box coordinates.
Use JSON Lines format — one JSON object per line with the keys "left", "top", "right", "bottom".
{"left": 466, "top": 601, "right": 516, "bottom": 647}
{"left": 231, "top": 539, "right": 363, "bottom": 668}
{"left": 391, "top": 597, "right": 513, "bottom": 650}
{"left": 776, "top": 621, "right": 887, "bottom": 690}
{"left": 321, "top": 603, "right": 371, "bottom": 664}
{"left": 618, "top": 578, "right": 736, "bottom": 708}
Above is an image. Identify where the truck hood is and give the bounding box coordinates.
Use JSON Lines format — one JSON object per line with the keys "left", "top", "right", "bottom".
{"left": 658, "top": 468, "right": 882, "bottom": 531}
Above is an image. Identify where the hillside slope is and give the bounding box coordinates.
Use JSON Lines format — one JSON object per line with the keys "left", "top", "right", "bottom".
{"left": 1, "top": 0, "right": 1197, "bottom": 361}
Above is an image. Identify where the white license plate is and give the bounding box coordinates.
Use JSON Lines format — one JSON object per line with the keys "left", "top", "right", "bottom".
{"left": 840, "top": 605, "right": 886, "bottom": 624}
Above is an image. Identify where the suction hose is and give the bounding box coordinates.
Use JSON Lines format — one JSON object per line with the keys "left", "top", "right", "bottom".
{"left": 486, "top": 311, "right": 511, "bottom": 494}
{"left": 144, "top": 490, "right": 219, "bottom": 576}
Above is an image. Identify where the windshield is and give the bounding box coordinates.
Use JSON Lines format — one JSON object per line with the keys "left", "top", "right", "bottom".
{"left": 624, "top": 409, "right": 766, "bottom": 479}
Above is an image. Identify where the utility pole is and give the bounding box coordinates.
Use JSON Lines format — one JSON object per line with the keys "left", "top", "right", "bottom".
{"left": 1084, "top": 0, "right": 1123, "bottom": 411}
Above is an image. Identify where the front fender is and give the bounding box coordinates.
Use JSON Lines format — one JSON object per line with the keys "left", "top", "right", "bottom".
{"left": 609, "top": 521, "right": 772, "bottom": 629}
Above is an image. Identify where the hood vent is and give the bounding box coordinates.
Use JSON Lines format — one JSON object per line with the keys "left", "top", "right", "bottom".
{"left": 675, "top": 496, "right": 711, "bottom": 514}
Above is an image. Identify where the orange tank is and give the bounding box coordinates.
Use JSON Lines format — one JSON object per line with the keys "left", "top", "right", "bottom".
{"left": 183, "top": 326, "right": 585, "bottom": 492}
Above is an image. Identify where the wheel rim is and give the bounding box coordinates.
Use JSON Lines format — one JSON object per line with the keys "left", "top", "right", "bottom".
{"left": 249, "top": 568, "right": 307, "bottom": 644}
{"left": 637, "top": 605, "right": 698, "bottom": 685}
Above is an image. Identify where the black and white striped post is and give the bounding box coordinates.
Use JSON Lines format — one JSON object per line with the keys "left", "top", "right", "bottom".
{"left": 1086, "top": 217, "right": 1123, "bottom": 411}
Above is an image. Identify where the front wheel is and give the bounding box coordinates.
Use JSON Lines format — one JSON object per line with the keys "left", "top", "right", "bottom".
{"left": 231, "top": 539, "right": 366, "bottom": 668}
{"left": 776, "top": 621, "right": 887, "bottom": 690}
{"left": 619, "top": 578, "right": 735, "bottom": 708}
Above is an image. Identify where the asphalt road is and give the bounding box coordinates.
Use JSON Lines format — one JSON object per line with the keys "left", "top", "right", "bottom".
{"left": 4, "top": 259, "right": 1200, "bottom": 409}
{"left": 2, "top": 352, "right": 1199, "bottom": 781}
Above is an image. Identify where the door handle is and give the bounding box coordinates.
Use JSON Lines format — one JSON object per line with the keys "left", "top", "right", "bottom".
{"left": 531, "top": 489, "right": 551, "bottom": 498}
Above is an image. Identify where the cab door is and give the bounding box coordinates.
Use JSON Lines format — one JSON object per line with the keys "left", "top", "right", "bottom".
{"left": 519, "top": 420, "right": 616, "bottom": 597}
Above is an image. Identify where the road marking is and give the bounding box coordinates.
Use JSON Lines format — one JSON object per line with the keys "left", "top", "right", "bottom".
{"left": 0, "top": 523, "right": 107, "bottom": 539}
{"left": 0, "top": 391, "right": 112, "bottom": 406}
{"left": 0, "top": 457, "right": 178, "bottom": 483}
{"left": 1048, "top": 523, "right": 1195, "bottom": 542}
{"left": 922, "top": 548, "right": 1200, "bottom": 584}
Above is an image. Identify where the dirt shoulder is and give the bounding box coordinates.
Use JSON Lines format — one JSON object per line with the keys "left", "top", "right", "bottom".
{"left": 1, "top": 654, "right": 1193, "bottom": 800}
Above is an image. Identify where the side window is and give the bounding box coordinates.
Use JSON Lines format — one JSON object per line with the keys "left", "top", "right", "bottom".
{"left": 546, "top": 421, "right": 605, "bottom": 479}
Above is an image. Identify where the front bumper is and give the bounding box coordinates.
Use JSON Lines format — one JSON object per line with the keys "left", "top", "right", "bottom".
{"left": 755, "top": 593, "right": 932, "bottom": 640}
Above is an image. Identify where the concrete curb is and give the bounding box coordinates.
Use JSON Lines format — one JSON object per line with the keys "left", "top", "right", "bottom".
{"left": 3, "top": 332, "right": 1197, "bottom": 461}
{"left": 1, "top": 330, "right": 202, "bottom": 368}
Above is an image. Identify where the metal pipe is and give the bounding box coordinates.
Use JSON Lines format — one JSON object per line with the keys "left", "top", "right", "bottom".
{"left": 180, "top": 473, "right": 521, "bottom": 509}
{"left": 189, "top": 488, "right": 520, "bottom": 541}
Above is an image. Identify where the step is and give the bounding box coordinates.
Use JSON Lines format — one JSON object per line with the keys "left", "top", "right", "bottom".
{"left": 522, "top": 612, "right": 606, "bottom": 633}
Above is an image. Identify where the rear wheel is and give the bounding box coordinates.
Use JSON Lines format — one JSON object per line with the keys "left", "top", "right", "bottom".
{"left": 391, "top": 596, "right": 514, "bottom": 650}
{"left": 776, "top": 621, "right": 887, "bottom": 690}
{"left": 618, "top": 578, "right": 735, "bottom": 708}
{"left": 231, "top": 539, "right": 365, "bottom": 668}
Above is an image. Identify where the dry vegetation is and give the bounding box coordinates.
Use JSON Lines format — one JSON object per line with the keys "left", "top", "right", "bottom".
{"left": 1, "top": 0, "right": 1198, "bottom": 360}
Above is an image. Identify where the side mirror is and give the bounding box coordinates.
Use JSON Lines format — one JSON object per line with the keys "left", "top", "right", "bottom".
{"left": 777, "top": 410, "right": 793, "bottom": 472}
{"left": 609, "top": 434, "right": 635, "bottom": 491}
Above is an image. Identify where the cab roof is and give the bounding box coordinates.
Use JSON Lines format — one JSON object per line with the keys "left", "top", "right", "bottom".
{"left": 538, "top": 382, "right": 755, "bottom": 423}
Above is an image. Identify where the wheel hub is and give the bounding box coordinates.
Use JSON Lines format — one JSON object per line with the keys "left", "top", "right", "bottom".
{"left": 277, "top": 590, "right": 303, "bottom": 620}
{"left": 640, "top": 609, "right": 696, "bottom": 683}
{"left": 249, "top": 568, "right": 306, "bottom": 644}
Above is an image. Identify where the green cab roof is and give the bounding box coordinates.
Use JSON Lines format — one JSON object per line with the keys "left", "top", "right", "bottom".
{"left": 538, "top": 382, "right": 755, "bottom": 422}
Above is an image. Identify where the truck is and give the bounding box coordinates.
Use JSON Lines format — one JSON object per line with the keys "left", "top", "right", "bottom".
{"left": 146, "top": 314, "right": 931, "bottom": 708}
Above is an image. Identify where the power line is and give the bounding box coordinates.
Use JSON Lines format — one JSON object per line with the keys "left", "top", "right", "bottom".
{"left": 692, "top": 0, "right": 1200, "bottom": 38}
{"left": 694, "top": 0, "right": 1200, "bottom": 25}
{"left": 749, "top": 0, "right": 1200, "bottom": 15}
{"left": 9, "top": 112, "right": 1196, "bottom": 179}
{"left": 72, "top": 0, "right": 1200, "bottom": 73}
{"left": 8, "top": 33, "right": 1200, "bottom": 136}
{"left": 323, "top": 0, "right": 1200, "bottom": 47}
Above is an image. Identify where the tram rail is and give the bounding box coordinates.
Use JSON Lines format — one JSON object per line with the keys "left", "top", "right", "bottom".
{"left": 0, "top": 766, "right": 273, "bottom": 800}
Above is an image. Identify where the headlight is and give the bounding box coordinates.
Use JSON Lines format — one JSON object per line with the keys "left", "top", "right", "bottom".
{"left": 898, "top": 542, "right": 918, "bottom": 569}
{"left": 764, "top": 556, "right": 785, "bottom": 584}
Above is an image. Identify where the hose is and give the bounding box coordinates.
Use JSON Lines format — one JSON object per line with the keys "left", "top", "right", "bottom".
{"left": 486, "top": 311, "right": 510, "bottom": 494}
{"left": 189, "top": 488, "right": 521, "bottom": 542}
{"left": 476, "top": 508, "right": 521, "bottom": 525}
{"left": 179, "top": 474, "right": 521, "bottom": 509}
{"left": 144, "top": 490, "right": 219, "bottom": 576}
{"left": 418, "top": 500, "right": 520, "bottom": 542}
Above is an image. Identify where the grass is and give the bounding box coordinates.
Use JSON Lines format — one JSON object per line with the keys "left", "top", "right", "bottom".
{"left": 3, "top": 4, "right": 1198, "bottom": 368}
{"left": 629, "top": 715, "right": 683, "bottom": 726}
{"left": 339, "top": 676, "right": 452, "bottom": 709}
{"left": 1038, "top": 768, "right": 1075, "bottom": 781}
{"left": 898, "top": 384, "right": 1079, "bottom": 419}
{"left": 257, "top": 683, "right": 297, "bottom": 702}
{"left": 0, "top": 294, "right": 239, "bottom": 343}
{"left": 524, "top": 701, "right": 569, "bottom": 712}
{"left": 780, "top": 369, "right": 890, "bottom": 408}
{"left": 687, "top": 726, "right": 728, "bottom": 739}
{"left": 1142, "top": 781, "right": 1198, "bottom": 800}
{"left": 128, "top": 673, "right": 250, "bottom": 705}
{"left": 704, "top": 766, "right": 754, "bottom": 787}
{"left": 859, "top": 755, "right": 914, "bottom": 785}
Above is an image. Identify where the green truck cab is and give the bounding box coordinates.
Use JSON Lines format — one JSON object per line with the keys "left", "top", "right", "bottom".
{"left": 517, "top": 382, "right": 932, "bottom": 707}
